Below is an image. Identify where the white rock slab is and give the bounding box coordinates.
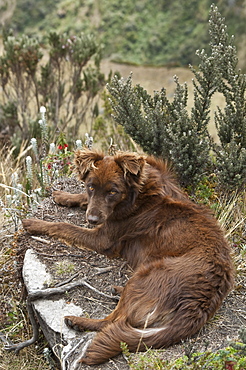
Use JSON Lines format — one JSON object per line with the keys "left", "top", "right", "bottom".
{"left": 22, "top": 249, "right": 91, "bottom": 369}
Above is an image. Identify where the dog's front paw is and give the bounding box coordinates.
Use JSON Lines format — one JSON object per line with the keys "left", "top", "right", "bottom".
{"left": 22, "top": 219, "right": 51, "bottom": 235}
{"left": 53, "top": 190, "right": 71, "bottom": 206}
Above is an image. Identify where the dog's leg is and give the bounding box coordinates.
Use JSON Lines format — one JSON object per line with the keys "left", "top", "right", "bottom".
{"left": 53, "top": 190, "right": 88, "bottom": 209}
{"left": 64, "top": 301, "right": 122, "bottom": 332}
{"left": 22, "top": 219, "right": 115, "bottom": 256}
{"left": 64, "top": 316, "right": 110, "bottom": 332}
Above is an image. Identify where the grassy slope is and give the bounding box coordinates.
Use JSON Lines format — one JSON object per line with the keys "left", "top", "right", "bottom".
{"left": 4, "top": 0, "right": 246, "bottom": 67}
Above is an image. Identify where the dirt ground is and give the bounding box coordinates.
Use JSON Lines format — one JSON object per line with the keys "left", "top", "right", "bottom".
{"left": 5, "top": 176, "right": 246, "bottom": 369}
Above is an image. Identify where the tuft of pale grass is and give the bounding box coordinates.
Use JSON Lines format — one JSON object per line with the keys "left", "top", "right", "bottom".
{"left": 0, "top": 145, "right": 53, "bottom": 368}
{"left": 0, "top": 142, "right": 31, "bottom": 198}
{"left": 0, "top": 143, "right": 32, "bottom": 232}
{"left": 214, "top": 191, "right": 246, "bottom": 278}
{"left": 215, "top": 191, "right": 246, "bottom": 239}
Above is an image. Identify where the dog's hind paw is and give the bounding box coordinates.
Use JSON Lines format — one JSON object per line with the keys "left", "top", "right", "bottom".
{"left": 111, "top": 285, "right": 124, "bottom": 295}
{"left": 64, "top": 316, "right": 85, "bottom": 332}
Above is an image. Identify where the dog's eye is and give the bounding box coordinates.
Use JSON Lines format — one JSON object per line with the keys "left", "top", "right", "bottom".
{"left": 108, "top": 190, "right": 117, "bottom": 196}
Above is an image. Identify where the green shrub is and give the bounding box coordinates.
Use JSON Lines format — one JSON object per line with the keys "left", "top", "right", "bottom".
{"left": 210, "top": 8, "right": 246, "bottom": 190}
{"left": 107, "top": 5, "right": 246, "bottom": 190}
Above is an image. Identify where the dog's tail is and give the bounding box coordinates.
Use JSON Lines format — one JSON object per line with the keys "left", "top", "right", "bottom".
{"left": 79, "top": 314, "right": 204, "bottom": 365}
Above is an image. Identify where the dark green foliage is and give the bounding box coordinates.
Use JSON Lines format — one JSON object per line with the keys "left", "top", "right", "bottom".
{"left": 0, "top": 101, "right": 19, "bottom": 136}
{"left": 93, "top": 90, "right": 135, "bottom": 152}
{"left": 215, "top": 141, "right": 246, "bottom": 190}
{"left": 9, "top": 0, "right": 60, "bottom": 33}
{"left": 107, "top": 5, "right": 246, "bottom": 189}
{"left": 107, "top": 73, "right": 211, "bottom": 187}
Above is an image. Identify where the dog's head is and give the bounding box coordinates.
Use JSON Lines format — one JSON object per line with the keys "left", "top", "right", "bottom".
{"left": 75, "top": 149, "right": 145, "bottom": 225}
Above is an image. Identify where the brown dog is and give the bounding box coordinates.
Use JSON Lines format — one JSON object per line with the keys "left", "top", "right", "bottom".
{"left": 22, "top": 150, "right": 234, "bottom": 365}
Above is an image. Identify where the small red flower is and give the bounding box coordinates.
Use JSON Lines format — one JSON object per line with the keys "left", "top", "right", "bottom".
{"left": 47, "top": 163, "right": 52, "bottom": 169}
{"left": 58, "top": 144, "right": 63, "bottom": 150}
{"left": 64, "top": 143, "right": 68, "bottom": 148}
{"left": 225, "top": 361, "right": 236, "bottom": 370}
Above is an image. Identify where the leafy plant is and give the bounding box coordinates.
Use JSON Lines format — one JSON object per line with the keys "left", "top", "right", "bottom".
{"left": 107, "top": 71, "right": 211, "bottom": 188}
{"left": 41, "top": 31, "right": 105, "bottom": 139}
{"left": 24, "top": 107, "right": 84, "bottom": 200}
{"left": 0, "top": 29, "right": 106, "bottom": 151}
{"left": 0, "top": 32, "right": 42, "bottom": 139}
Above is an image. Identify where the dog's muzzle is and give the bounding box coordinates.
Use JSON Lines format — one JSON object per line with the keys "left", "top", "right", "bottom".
{"left": 87, "top": 214, "right": 101, "bottom": 225}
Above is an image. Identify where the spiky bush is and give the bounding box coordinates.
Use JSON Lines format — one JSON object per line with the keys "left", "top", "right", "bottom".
{"left": 107, "top": 5, "right": 246, "bottom": 190}
{"left": 107, "top": 73, "right": 211, "bottom": 187}
{"left": 209, "top": 8, "right": 246, "bottom": 190}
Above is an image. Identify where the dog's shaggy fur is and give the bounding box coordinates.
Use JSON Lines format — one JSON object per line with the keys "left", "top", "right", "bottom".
{"left": 23, "top": 150, "right": 234, "bottom": 365}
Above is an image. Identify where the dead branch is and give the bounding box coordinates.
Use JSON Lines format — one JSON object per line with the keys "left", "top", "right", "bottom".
{"left": 4, "top": 277, "right": 117, "bottom": 354}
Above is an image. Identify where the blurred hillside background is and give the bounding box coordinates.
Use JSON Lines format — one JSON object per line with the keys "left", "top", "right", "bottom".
{"left": 1, "top": 0, "right": 246, "bottom": 68}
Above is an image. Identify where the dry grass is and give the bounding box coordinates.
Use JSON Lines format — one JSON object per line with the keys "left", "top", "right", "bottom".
{"left": 0, "top": 145, "right": 55, "bottom": 369}
{"left": 0, "top": 143, "right": 30, "bottom": 196}
{"left": 0, "top": 241, "right": 55, "bottom": 369}
{"left": 216, "top": 192, "right": 246, "bottom": 239}
{"left": 216, "top": 192, "right": 246, "bottom": 282}
{"left": 0, "top": 236, "right": 54, "bottom": 369}
{"left": 0, "top": 143, "right": 34, "bottom": 233}
{"left": 0, "top": 339, "right": 50, "bottom": 370}
{"left": 0, "top": 146, "right": 19, "bottom": 231}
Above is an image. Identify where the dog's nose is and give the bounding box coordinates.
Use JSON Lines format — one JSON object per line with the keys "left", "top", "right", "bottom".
{"left": 87, "top": 214, "right": 100, "bottom": 225}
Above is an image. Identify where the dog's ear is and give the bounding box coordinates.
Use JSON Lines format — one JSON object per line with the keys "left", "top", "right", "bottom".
{"left": 74, "top": 149, "right": 104, "bottom": 181}
{"left": 114, "top": 153, "right": 145, "bottom": 177}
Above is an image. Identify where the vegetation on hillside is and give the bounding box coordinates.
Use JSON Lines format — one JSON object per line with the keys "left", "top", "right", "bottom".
{"left": 4, "top": 0, "right": 246, "bottom": 67}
